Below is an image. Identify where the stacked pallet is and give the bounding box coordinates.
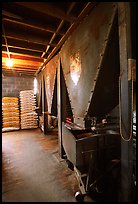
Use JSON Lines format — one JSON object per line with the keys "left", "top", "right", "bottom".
{"left": 20, "top": 90, "right": 38, "bottom": 129}
{"left": 2, "top": 97, "right": 20, "bottom": 132}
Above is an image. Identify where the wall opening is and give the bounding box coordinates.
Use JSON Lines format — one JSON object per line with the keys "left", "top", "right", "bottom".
{"left": 34, "top": 78, "right": 37, "bottom": 94}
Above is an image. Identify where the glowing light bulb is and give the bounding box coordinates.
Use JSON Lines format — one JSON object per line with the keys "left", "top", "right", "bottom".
{"left": 6, "top": 59, "right": 13, "bottom": 67}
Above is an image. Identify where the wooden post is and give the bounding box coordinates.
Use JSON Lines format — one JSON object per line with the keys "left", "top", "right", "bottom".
{"left": 118, "top": 2, "right": 134, "bottom": 201}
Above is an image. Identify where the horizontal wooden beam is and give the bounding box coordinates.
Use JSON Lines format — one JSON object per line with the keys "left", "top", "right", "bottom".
{"left": 2, "top": 35, "right": 56, "bottom": 48}
{"left": 2, "top": 10, "right": 23, "bottom": 20}
{"left": 41, "top": 2, "right": 76, "bottom": 58}
{"left": 2, "top": 51, "right": 44, "bottom": 62}
{"left": 2, "top": 62, "right": 39, "bottom": 69}
{"left": 2, "top": 62, "right": 40, "bottom": 69}
{"left": 2, "top": 66, "right": 37, "bottom": 72}
{"left": 36, "top": 2, "right": 97, "bottom": 75}
{"left": 2, "top": 70, "right": 35, "bottom": 76}
{"left": 15, "top": 2, "right": 76, "bottom": 23}
{"left": 2, "top": 47, "right": 42, "bottom": 58}
{"left": 2, "top": 68, "right": 36, "bottom": 73}
{"left": 2, "top": 44, "right": 43, "bottom": 53}
{"left": 2, "top": 31, "right": 51, "bottom": 46}
{"left": 3, "top": 17, "right": 64, "bottom": 35}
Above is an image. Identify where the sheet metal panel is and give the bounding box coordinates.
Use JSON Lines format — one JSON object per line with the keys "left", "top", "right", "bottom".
{"left": 43, "top": 55, "right": 58, "bottom": 113}
{"left": 88, "top": 11, "right": 120, "bottom": 117}
{"left": 60, "top": 2, "right": 116, "bottom": 119}
{"left": 62, "top": 122, "right": 121, "bottom": 173}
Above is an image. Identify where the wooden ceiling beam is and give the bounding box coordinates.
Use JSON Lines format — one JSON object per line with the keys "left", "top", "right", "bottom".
{"left": 2, "top": 51, "right": 44, "bottom": 62}
{"left": 2, "top": 68, "right": 36, "bottom": 73}
{"left": 41, "top": 2, "right": 76, "bottom": 58}
{"left": 2, "top": 31, "right": 51, "bottom": 47}
{"left": 2, "top": 67, "right": 37, "bottom": 72}
{"left": 2, "top": 35, "right": 56, "bottom": 48}
{"left": 2, "top": 63, "right": 40, "bottom": 69}
{"left": 2, "top": 10, "right": 23, "bottom": 20}
{"left": 2, "top": 70, "right": 35, "bottom": 76}
{"left": 36, "top": 2, "right": 97, "bottom": 75}
{"left": 2, "top": 47, "right": 42, "bottom": 58}
{"left": 15, "top": 2, "right": 76, "bottom": 23}
{"left": 2, "top": 63, "right": 39, "bottom": 69}
{"left": 2, "top": 68, "right": 35, "bottom": 73}
{"left": 2, "top": 44, "right": 43, "bottom": 53}
{"left": 3, "top": 17, "right": 64, "bottom": 35}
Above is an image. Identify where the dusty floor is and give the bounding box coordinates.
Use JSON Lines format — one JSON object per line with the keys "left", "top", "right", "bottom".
{"left": 2, "top": 128, "right": 93, "bottom": 202}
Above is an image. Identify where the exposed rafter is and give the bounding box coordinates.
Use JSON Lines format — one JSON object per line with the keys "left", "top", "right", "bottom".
{"left": 3, "top": 17, "right": 64, "bottom": 35}
{"left": 2, "top": 33, "right": 51, "bottom": 48}
{"left": 41, "top": 2, "right": 76, "bottom": 58}
{"left": 15, "top": 2, "right": 76, "bottom": 23}
{"left": 36, "top": 2, "right": 97, "bottom": 75}
{"left": 2, "top": 44, "right": 43, "bottom": 53}
{"left": 2, "top": 51, "right": 44, "bottom": 62}
{"left": 2, "top": 2, "right": 98, "bottom": 76}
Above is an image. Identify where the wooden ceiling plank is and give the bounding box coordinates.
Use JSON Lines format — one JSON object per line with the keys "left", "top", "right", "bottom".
{"left": 2, "top": 44, "right": 43, "bottom": 53}
{"left": 2, "top": 31, "right": 51, "bottom": 47}
{"left": 2, "top": 51, "right": 44, "bottom": 62}
{"left": 2, "top": 34, "right": 48, "bottom": 46}
{"left": 2, "top": 49, "right": 42, "bottom": 58}
{"left": 15, "top": 2, "right": 76, "bottom": 23}
{"left": 2, "top": 71, "right": 35, "bottom": 76}
{"left": 2, "top": 10, "right": 22, "bottom": 20}
{"left": 2, "top": 64, "right": 40, "bottom": 69}
{"left": 2, "top": 67, "right": 37, "bottom": 72}
{"left": 41, "top": 2, "right": 76, "bottom": 58}
{"left": 2, "top": 35, "right": 56, "bottom": 48}
{"left": 2, "top": 63, "right": 39, "bottom": 69}
{"left": 36, "top": 2, "right": 97, "bottom": 75}
{"left": 3, "top": 17, "right": 64, "bottom": 35}
{"left": 2, "top": 36, "right": 50, "bottom": 50}
{"left": 2, "top": 68, "right": 35, "bottom": 73}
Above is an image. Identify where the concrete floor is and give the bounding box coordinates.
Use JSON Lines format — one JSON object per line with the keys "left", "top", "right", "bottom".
{"left": 2, "top": 128, "right": 93, "bottom": 202}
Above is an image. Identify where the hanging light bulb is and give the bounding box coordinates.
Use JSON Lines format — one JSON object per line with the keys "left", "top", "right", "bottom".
{"left": 6, "top": 58, "right": 13, "bottom": 67}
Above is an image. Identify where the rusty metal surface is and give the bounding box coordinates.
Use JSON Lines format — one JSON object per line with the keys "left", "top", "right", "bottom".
{"left": 43, "top": 55, "right": 58, "bottom": 113}
{"left": 57, "top": 60, "right": 65, "bottom": 158}
{"left": 62, "top": 122, "right": 120, "bottom": 173}
{"left": 88, "top": 10, "right": 120, "bottom": 117}
{"left": 60, "top": 2, "right": 116, "bottom": 119}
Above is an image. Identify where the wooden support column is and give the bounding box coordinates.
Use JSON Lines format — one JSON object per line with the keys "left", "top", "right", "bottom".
{"left": 118, "top": 2, "right": 134, "bottom": 201}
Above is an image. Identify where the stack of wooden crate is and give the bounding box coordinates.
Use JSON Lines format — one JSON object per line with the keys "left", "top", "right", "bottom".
{"left": 2, "top": 97, "right": 20, "bottom": 132}
{"left": 20, "top": 90, "right": 38, "bottom": 129}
